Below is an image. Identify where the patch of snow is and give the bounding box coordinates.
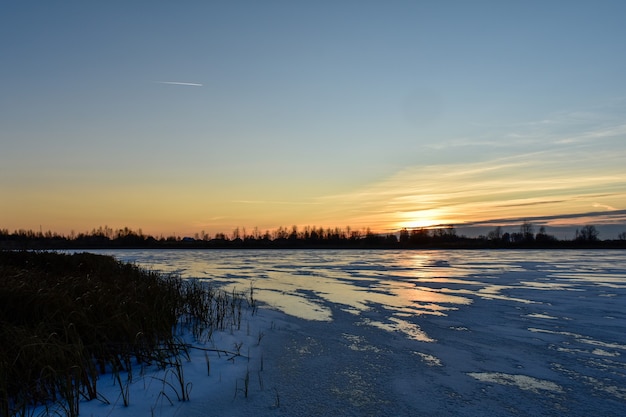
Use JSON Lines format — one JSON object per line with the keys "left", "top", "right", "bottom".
{"left": 467, "top": 372, "right": 564, "bottom": 393}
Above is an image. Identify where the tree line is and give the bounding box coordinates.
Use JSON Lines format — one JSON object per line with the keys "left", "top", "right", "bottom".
{"left": 1, "top": 221, "right": 625, "bottom": 250}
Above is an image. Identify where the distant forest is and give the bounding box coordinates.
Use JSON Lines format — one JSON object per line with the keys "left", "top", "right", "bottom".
{"left": 2, "top": 222, "right": 626, "bottom": 250}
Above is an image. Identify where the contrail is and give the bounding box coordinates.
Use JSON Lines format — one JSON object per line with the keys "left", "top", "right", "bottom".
{"left": 154, "top": 81, "right": 203, "bottom": 87}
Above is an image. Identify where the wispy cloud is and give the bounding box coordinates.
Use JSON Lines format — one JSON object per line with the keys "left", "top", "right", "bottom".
{"left": 232, "top": 200, "right": 321, "bottom": 205}
{"left": 455, "top": 101, "right": 626, "bottom": 152}
{"left": 460, "top": 209, "right": 626, "bottom": 228}
{"left": 593, "top": 202, "right": 618, "bottom": 211}
{"left": 154, "top": 81, "right": 203, "bottom": 87}
{"left": 495, "top": 200, "right": 568, "bottom": 209}
{"left": 313, "top": 150, "right": 626, "bottom": 231}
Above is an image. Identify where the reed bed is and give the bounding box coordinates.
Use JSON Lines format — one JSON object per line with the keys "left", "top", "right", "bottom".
{"left": 0, "top": 251, "right": 247, "bottom": 417}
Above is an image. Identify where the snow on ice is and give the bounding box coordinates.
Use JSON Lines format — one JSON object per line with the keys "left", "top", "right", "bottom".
{"left": 49, "top": 249, "right": 625, "bottom": 416}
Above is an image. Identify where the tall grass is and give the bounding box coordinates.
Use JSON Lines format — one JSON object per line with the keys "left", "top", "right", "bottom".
{"left": 0, "top": 251, "right": 246, "bottom": 417}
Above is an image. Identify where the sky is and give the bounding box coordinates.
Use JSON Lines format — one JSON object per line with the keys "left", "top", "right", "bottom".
{"left": 2, "top": 1, "right": 626, "bottom": 239}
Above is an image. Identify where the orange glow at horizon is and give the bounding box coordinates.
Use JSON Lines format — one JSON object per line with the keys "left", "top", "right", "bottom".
{"left": 395, "top": 209, "right": 450, "bottom": 230}
{"left": 3, "top": 150, "right": 626, "bottom": 238}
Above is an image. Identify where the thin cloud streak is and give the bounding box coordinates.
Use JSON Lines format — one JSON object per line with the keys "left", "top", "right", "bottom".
{"left": 494, "top": 200, "right": 568, "bottom": 209}
{"left": 593, "top": 202, "right": 618, "bottom": 211}
{"left": 437, "top": 105, "right": 626, "bottom": 152}
{"left": 460, "top": 209, "right": 626, "bottom": 228}
{"left": 313, "top": 150, "right": 626, "bottom": 231}
{"left": 154, "top": 81, "right": 204, "bottom": 87}
{"left": 232, "top": 200, "right": 321, "bottom": 206}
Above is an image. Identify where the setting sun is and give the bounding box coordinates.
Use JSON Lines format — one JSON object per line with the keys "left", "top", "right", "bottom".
{"left": 397, "top": 209, "right": 446, "bottom": 229}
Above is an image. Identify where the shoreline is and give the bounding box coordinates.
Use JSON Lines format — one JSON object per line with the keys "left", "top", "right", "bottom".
{"left": 30, "top": 303, "right": 290, "bottom": 417}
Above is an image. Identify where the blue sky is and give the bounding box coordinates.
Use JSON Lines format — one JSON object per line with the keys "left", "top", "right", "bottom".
{"left": 2, "top": 1, "right": 626, "bottom": 238}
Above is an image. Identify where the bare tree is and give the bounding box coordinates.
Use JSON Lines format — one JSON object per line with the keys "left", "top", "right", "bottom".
{"left": 576, "top": 225, "right": 599, "bottom": 242}
{"left": 487, "top": 226, "right": 503, "bottom": 241}
{"left": 520, "top": 221, "right": 534, "bottom": 242}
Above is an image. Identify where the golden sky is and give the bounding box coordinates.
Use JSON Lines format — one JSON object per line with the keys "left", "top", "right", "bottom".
{"left": 2, "top": 2, "right": 626, "bottom": 238}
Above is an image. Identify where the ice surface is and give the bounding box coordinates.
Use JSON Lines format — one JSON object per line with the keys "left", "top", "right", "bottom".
{"left": 60, "top": 249, "right": 626, "bottom": 416}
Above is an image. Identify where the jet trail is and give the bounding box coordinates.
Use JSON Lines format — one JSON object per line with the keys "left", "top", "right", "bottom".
{"left": 154, "top": 81, "right": 203, "bottom": 87}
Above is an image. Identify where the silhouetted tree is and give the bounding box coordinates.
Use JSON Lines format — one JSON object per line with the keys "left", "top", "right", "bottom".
{"left": 535, "top": 226, "right": 557, "bottom": 244}
{"left": 520, "top": 221, "right": 534, "bottom": 242}
{"left": 510, "top": 232, "right": 524, "bottom": 243}
{"left": 575, "top": 225, "right": 599, "bottom": 242}
{"left": 384, "top": 234, "right": 398, "bottom": 245}
{"left": 409, "top": 228, "right": 430, "bottom": 245}
{"left": 399, "top": 228, "right": 410, "bottom": 244}
{"left": 487, "top": 226, "right": 503, "bottom": 241}
{"left": 289, "top": 225, "right": 298, "bottom": 241}
{"left": 273, "top": 226, "right": 289, "bottom": 240}
{"left": 432, "top": 225, "right": 457, "bottom": 242}
{"left": 214, "top": 232, "right": 228, "bottom": 241}
{"left": 349, "top": 230, "right": 362, "bottom": 241}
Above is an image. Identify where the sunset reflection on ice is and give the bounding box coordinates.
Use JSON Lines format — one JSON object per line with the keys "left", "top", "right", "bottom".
{"left": 84, "top": 249, "right": 626, "bottom": 415}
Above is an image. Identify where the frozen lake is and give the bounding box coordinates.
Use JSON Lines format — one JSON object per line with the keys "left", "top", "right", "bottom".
{"left": 92, "top": 249, "right": 626, "bottom": 416}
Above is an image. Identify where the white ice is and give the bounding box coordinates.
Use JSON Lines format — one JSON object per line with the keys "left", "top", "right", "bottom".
{"left": 46, "top": 249, "right": 625, "bottom": 416}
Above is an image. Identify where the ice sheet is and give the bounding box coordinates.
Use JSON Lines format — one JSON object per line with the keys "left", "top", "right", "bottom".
{"left": 60, "top": 249, "right": 626, "bottom": 416}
